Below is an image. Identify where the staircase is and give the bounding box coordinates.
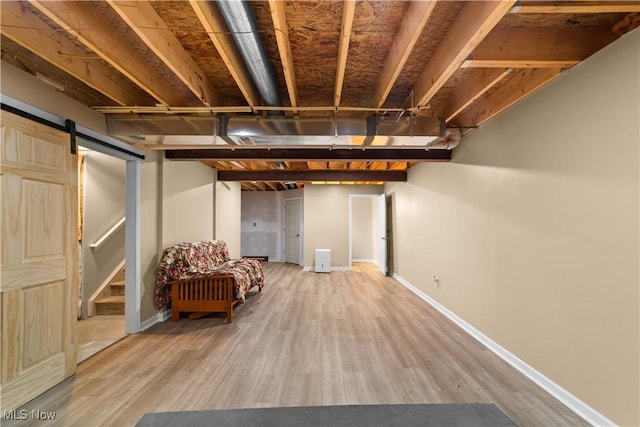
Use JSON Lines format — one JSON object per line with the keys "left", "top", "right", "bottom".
{"left": 94, "top": 267, "right": 125, "bottom": 315}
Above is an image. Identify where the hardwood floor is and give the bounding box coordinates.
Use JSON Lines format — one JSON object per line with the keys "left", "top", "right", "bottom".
{"left": 5, "top": 263, "right": 588, "bottom": 426}
{"left": 77, "top": 315, "right": 126, "bottom": 363}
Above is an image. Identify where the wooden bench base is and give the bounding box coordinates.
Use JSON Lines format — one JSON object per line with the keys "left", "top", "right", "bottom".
{"left": 170, "top": 275, "right": 236, "bottom": 323}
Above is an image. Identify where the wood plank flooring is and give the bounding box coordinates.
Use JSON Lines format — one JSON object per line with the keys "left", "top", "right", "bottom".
{"left": 4, "top": 262, "right": 588, "bottom": 426}
{"left": 77, "top": 315, "right": 126, "bottom": 363}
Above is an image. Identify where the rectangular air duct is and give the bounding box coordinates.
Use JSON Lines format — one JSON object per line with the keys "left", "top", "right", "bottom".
{"left": 106, "top": 114, "right": 444, "bottom": 148}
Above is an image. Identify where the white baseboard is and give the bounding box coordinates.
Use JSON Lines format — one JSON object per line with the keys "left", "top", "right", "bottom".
{"left": 352, "top": 258, "right": 376, "bottom": 263}
{"left": 303, "top": 266, "right": 352, "bottom": 272}
{"left": 392, "top": 273, "right": 616, "bottom": 427}
{"left": 140, "top": 309, "right": 172, "bottom": 332}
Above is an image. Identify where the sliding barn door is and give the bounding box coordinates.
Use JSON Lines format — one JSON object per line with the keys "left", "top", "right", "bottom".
{"left": 1, "top": 112, "right": 78, "bottom": 411}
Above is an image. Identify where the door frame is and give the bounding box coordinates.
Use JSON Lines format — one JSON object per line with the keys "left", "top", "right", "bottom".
{"left": 283, "top": 197, "right": 303, "bottom": 265}
{"left": 348, "top": 193, "right": 386, "bottom": 272}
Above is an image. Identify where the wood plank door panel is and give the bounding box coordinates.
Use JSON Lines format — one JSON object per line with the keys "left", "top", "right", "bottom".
{"left": 1, "top": 112, "right": 78, "bottom": 411}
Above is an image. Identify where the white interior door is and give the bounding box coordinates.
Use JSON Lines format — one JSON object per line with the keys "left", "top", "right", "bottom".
{"left": 1, "top": 112, "right": 78, "bottom": 411}
{"left": 284, "top": 198, "right": 301, "bottom": 264}
{"left": 377, "top": 194, "right": 387, "bottom": 275}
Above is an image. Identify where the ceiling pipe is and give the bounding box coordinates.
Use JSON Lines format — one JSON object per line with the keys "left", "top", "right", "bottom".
{"left": 426, "top": 128, "right": 462, "bottom": 150}
{"left": 216, "top": 0, "right": 282, "bottom": 107}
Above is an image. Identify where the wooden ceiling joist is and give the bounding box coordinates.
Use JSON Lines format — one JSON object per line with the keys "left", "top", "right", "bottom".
{"left": 462, "top": 59, "right": 579, "bottom": 69}
{"left": 443, "top": 68, "right": 512, "bottom": 123}
{"left": 286, "top": 161, "right": 309, "bottom": 170}
{"left": 165, "top": 147, "right": 452, "bottom": 162}
{"left": 241, "top": 181, "right": 261, "bottom": 191}
{"left": 453, "top": 67, "right": 562, "bottom": 129}
{"left": 218, "top": 170, "right": 408, "bottom": 182}
{"left": 463, "top": 28, "right": 618, "bottom": 69}
{"left": 189, "top": 0, "right": 262, "bottom": 107}
{"left": 1, "top": 2, "right": 143, "bottom": 106}
{"left": 269, "top": 0, "right": 298, "bottom": 109}
{"left": 511, "top": 2, "right": 640, "bottom": 14}
{"left": 334, "top": 0, "right": 356, "bottom": 107}
{"left": 412, "top": 0, "right": 516, "bottom": 108}
{"left": 612, "top": 12, "right": 640, "bottom": 36}
{"left": 370, "top": 0, "right": 437, "bottom": 108}
{"left": 107, "top": 0, "right": 220, "bottom": 106}
{"left": 265, "top": 182, "right": 280, "bottom": 191}
{"left": 29, "top": 0, "right": 184, "bottom": 106}
{"left": 307, "top": 161, "right": 328, "bottom": 170}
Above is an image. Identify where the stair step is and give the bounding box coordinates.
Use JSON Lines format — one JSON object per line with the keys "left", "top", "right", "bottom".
{"left": 96, "top": 296, "right": 125, "bottom": 303}
{"left": 110, "top": 280, "right": 125, "bottom": 296}
{"left": 95, "top": 296, "right": 125, "bottom": 315}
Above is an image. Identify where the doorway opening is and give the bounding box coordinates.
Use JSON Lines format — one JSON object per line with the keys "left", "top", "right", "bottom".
{"left": 77, "top": 149, "right": 126, "bottom": 361}
{"left": 349, "top": 194, "right": 389, "bottom": 275}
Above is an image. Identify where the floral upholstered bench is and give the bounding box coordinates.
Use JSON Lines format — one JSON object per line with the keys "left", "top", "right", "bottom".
{"left": 155, "top": 240, "right": 264, "bottom": 323}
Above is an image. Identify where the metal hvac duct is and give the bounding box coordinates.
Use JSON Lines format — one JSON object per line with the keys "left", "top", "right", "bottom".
{"left": 106, "top": 114, "right": 445, "bottom": 147}
{"left": 216, "top": 0, "right": 282, "bottom": 107}
{"left": 222, "top": 114, "right": 444, "bottom": 139}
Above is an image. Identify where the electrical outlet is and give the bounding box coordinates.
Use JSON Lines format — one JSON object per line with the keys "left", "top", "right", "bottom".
{"left": 433, "top": 275, "right": 439, "bottom": 287}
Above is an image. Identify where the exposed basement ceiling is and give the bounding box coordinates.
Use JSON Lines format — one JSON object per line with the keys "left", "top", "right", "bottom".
{"left": 1, "top": 0, "right": 638, "bottom": 190}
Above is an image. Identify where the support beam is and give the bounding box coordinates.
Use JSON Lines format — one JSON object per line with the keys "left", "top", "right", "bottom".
{"left": 29, "top": 0, "right": 184, "bottom": 106}
{"left": 165, "top": 147, "right": 452, "bottom": 162}
{"left": 1, "top": 2, "right": 145, "bottom": 106}
{"left": 463, "top": 28, "right": 617, "bottom": 69}
{"left": 334, "top": 0, "right": 356, "bottom": 106}
{"left": 107, "top": 0, "right": 220, "bottom": 106}
{"left": 218, "top": 170, "right": 408, "bottom": 182}
{"left": 370, "top": 0, "right": 437, "bottom": 108}
{"left": 190, "top": 0, "right": 262, "bottom": 107}
{"left": 269, "top": 0, "right": 298, "bottom": 109}
{"left": 413, "top": 0, "right": 515, "bottom": 108}
{"left": 452, "top": 67, "right": 562, "bottom": 128}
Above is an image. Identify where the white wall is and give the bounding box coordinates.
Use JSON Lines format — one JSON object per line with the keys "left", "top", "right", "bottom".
{"left": 386, "top": 29, "right": 639, "bottom": 426}
{"left": 351, "top": 196, "right": 374, "bottom": 261}
{"left": 161, "top": 160, "right": 215, "bottom": 248}
{"left": 215, "top": 180, "right": 242, "bottom": 259}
